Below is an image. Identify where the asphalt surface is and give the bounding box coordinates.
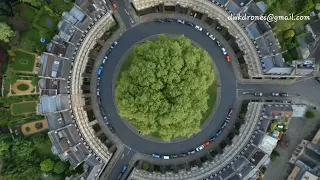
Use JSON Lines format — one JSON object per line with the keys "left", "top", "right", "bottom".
{"left": 100, "top": 21, "right": 237, "bottom": 155}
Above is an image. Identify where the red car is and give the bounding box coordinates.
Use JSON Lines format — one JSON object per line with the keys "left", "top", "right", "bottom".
{"left": 112, "top": 0, "right": 118, "bottom": 9}
{"left": 225, "top": 55, "right": 231, "bottom": 62}
{"left": 204, "top": 141, "right": 210, "bottom": 147}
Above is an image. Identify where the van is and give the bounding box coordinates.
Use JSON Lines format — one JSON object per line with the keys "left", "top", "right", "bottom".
{"left": 163, "top": 155, "right": 170, "bottom": 160}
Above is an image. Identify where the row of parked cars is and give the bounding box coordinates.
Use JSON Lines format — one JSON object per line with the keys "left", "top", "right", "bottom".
{"left": 96, "top": 41, "right": 119, "bottom": 133}
{"left": 155, "top": 18, "right": 231, "bottom": 62}
{"left": 152, "top": 108, "right": 233, "bottom": 160}
{"left": 254, "top": 92, "right": 289, "bottom": 97}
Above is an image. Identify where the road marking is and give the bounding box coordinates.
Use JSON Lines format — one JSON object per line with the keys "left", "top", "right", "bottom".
{"left": 120, "top": 154, "right": 124, "bottom": 159}
{"left": 237, "top": 89, "right": 255, "bottom": 91}
{"left": 127, "top": 148, "right": 131, "bottom": 155}
{"left": 125, "top": 9, "right": 129, "bottom": 15}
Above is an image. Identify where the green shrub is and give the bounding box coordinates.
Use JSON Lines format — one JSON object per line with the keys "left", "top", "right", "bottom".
{"left": 35, "top": 122, "right": 43, "bottom": 129}
{"left": 283, "top": 30, "right": 295, "bottom": 39}
{"left": 305, "top": 111, "right": 316, "bottom": 119}
{"left": 143, "top": 163, "right": 150, "bottom": 170}
{"left": 25, "top": 127, "right": 31, "bottom": 132}
{"left": 270, "top": 150, "right": 280, "bottom": 161}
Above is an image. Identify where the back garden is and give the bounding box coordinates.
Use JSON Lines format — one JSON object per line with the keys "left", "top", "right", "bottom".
{"left": 0, "top": 0, "right": 80, "bottom": 179}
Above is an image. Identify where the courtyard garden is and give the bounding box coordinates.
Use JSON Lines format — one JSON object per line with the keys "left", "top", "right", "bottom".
{"left": 21, "top": 120, "right": 48, "bottom": 136}
{"left": 11, "top": 49, "right": 36, "bottom": 72}
{"left": 11, "top": 101, "right": 37, "bottom": 116}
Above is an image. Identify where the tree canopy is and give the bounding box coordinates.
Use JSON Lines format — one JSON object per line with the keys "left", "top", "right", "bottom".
{"left": 116, "top": 35, "right": 215, "bottom": 141}
{"left": 21, "top": 0, "right": 44, "bottom": 7}
{"left": 0, "top": 22, "right": 14, "bottom": 43}
{"left": 40, "top": 159, "right": 54, "bottom": 172}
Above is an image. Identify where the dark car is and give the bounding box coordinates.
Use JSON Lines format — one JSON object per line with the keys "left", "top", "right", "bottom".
{"left": 170, "top": 154, "right": 178, "bottom": 159}
{"left": 227, "top": 108, "right": 233, "bottom": 118}
{"left": 186, "top": 21, "right": 194, "bottom": 27}
{"left": 202, "top": 29, "right": 209, "bottom": 34}
{"left": 209, "top": 136, "right": 216, "bottom": 142}
{"left": 108, "top": 125, "right": 115, "bottom": 133}
{"left": 179, "top": 153, "right": 187, "bottom": 157}
{"left": 187, "top": 150, "right": 196, "bottom": 155}
{"left": 315, "top": 77, "right": 320, "bottom": 82}
{"left": 165, "top": 18, "right": 174, "bottom": 22}
{"left": 155, "top": 19, "right": 164, "bottom": 23}
{"left": 215, "top": 130, "right": 222, "bottom": 137}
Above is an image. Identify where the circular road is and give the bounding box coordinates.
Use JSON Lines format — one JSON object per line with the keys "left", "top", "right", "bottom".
{"left": 100, "top": 22, "right": 237, "bottom": 155}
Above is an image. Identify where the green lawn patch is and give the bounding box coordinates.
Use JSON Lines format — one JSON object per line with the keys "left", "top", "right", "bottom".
{"left": 22, "top": 28, "right": 41, "bottom": 42}
{"left": 11, "top": 101, "right": 37, "bottom": 116}
{"left": 17, "top": 84, "right": 30, "bottom": 91}
{"left": 200, "top": 80, "right": 218, "bottom": 125}
{"left": 49, "top": 0, "right": 73, "bottom": 14}
{"left": 13, "top": 3, "right": 38, "bottom": 23}
{"left": 37, "top": 14, "right": 58, "bottom": 29}
{"left": 12, "top": 50, "right": 35, "bottom": 72}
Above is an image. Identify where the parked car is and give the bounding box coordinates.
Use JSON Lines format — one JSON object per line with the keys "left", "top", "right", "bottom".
{"left": 111, "top": 41, "right": 118, "bottom": 49}
{"left": 112, "top": 0, "right": 118, "bottom": 9}
{"left": 162, "top": 155, "right": 170, "bottom": 160}
{"left": 177, "top": 19, "right": 185, "bottom": 24}
{"left": 196, "top": 145, "right": 204, "bottom": 152}
{"left": 271, "top": 92, "right": 279, "bottom": 96}
{"left": 202, "top": 29, "right": 209, "bottom": 35}
{"left": 225, "top": 55, "right": 231, "bottom": 62}
{"left": 186, "top": 22, "right": 194, "bottom": 27}
{"left": 315, "top": 77, "right": 320, "bottom": 82}
{"left": 221, "top": 47, "right": 227, "bottom": 55}
{"left": 216, "top": 40, "right": 221, "bottom": 46}
{"left": 254, "top": 92, "right": 262, "bottom": 96}
{"left": 102, "top": 56, "right": 107, "bottom": 64}
{"left": 215, "top": 130, "right": 222, "bottom": 137}
{"left": 209, "top": 34, "right": 215, "bottom": 41}
{"left": 152, "top": 154, "right": 160, "bottom": 158}
{"left": 170, "top": 154, "right": 178, "bottom": 159}
{"left": 108, "top": 125, "right": 115, "bottom": 133}
{"left": 209, "top": 136, "right": 216, "bottom": 142}
{"left": 155, "top": 19, "right": 164, "bottom": 23}
{"left": 165, "top": 18, "right": 174, "bottom": 22}
{"left": 187, "top": 150, "right": 196, "bottom": 155}
{"left": 280, "top": 93, "right": 289, "bottom": 96}
{"left": 98, "top": 66, "right": 103, "bottom": 76}
{"left": 179, "top": 153, "right": 187, "bottom": 157}
{"left": 227, "top": 108, "right": 233, "bottom": 117}
{"left": 204, "top": 141, "right": 210, "bottom": 147}
{"left": 116, "top": 165, "right": 128, "bottom": 180}
{"left": 195, "top": 25, "right": 203, "bottom": 31}
{"left": 96, "top": 88, "right": 100, "bottom": 96}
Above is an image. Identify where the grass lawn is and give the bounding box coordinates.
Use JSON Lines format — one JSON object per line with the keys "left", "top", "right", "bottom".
{"left": 12, "top": 50, "right": 35, "bottom": 72}
{"left": 200, "top": 80, "right": 218, "bottom": 125}
{"left": 13, "top": 3, "right": 37, "bottom": 23}
{"left": 49, "top": 0, "right": 73, "bottom": 14}
{"left": 37, "top": 14, "right": 59, "bottom": 29}
{"left": 11, "top": 101, "right": 37, "bottom": 116}
{"left": 22, "top": 28, "right": 41, "bottom": 43}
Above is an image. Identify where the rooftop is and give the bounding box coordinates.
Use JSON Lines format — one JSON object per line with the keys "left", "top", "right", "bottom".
{"left": 38, "top": 94, "right": 70, "bottom": 114}
{"left": 258, "top": 135, "right": 278, "bottom": 155}
{"left": 39, "top": 53, "right": 71, "bottom": 79}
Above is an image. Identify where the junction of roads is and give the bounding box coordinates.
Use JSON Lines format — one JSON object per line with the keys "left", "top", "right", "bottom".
{"left": 37, "top": 0, "right": 320, "bottom": 180}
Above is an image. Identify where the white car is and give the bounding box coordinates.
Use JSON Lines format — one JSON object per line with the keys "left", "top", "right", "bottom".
{"left": 196, "top": 145, "right": 204, "bottom": 152}
{"left": 209, "top": 34, "right": 215, "bottom": 41}
{"left": 195, "top": 25, "right": 203, "bottom": 31}
{"left": 221, "top": 48, "right": 227, "bottom": 55}
{"left": 177, "top": 19, "right": 185, "bottom": 24}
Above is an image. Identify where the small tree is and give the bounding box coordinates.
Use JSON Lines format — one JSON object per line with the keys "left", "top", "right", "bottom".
{"left": 305, "top": 111, "right": 316, "bottom": 119}
{"left": 54, "top": 161, "right": 68, "bottom": 174}
{"left": 0, "top": 22, "right": 14, "bottom": 43}
{"left": 283, "top": 30, "right": 295, "bottom": 39}
{"left": 25, "top": 127, "right": 31, "bottom": 132}
{"left": 270, "top": 150, "right": 280, "bottom": 161}
{"left": 40, "top": 159, "right": 54, "bottom": 172}
{"left": 239, "top": 113, "right": 246, "bottom": 119}
{"left": 35, "top": 122, "right": 43, "bottom": 129}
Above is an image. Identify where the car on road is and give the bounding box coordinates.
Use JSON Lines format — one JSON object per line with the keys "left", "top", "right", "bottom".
{"left": 102, "top": 56, "right": 107, "bottom": 64}
{"left": 204, "top": 141, "right": 210, "bottom": 147}
{"left": 112, "top": 0, "right": 118, "bottom": 9}
{"left": 221, "top": 122, "right": 228, "bottom": 129}
{"left": 254, "top": 92, "right": 262, "bottom": 96}
{"left": 196, "top": 145, "right": 205, "bottom": 152}
{"left": 179, "top": 153, "right": 187, "bottom": 157}
{"left": 187, "top": 150, "right": 196, "bottom": 155}
{"left": 152, "top": 154, "right": 160, "bottom": 158}
{"left": 97, "top": 77, "right": 100, "bottom": 85}
{"left": 216, "top": 40, "right": 221, "bottom": 46}
{"left": 177, "top": 19, "right": 185, "bottom": 24}
{"left": 162, "top": 155, "right": 170, "bottom": 160}
{"left": 98, "top": 66, "right": 103, "bottom": 76}
{"left": 186, "top": 22, "right": 194, "bottom": 27}
{"left": 116, "top": 165, "right": 128, "bottom": 180}
{"left": 215, "top": 130, "right": 222, "bottom": 137}
{"left": 96, "top": 88, "right": 100, "bottom": 96}
{"left": 227, "top": 108, "right": 233, "bottom": 117}
{"left": 209, "top": 34, "right": 215, "bottom": 41}
{"left": 209, "top": 136, "right": 216, "bottom": 142}
{"left": 155, "top": 19, "right": 164, "bottom": 23}
{"left": 315, "top": 77, "right": 320, "bottom": 82}
{"left": 225, "top": 55, "right": 231, "bottom": 62}
{"left": 195, "top": 25, "right": 203, "bottom": 31}
{"left": 165, "top": 18, "right": 174, "bottom": 22}
{"left": 111, "top": 41, "right": 118, "bottom": 49}
{"left": 280, "top": 93, "right": 289, "bottom": 96}
{"left": 108, "top": 125, "right": 115, "bottom": 133}
{"left": 221, "top": 47, "right": 227, "bottom": 55}
{"left": 202, "top": 29, "right": 209, "bottom": 35}
{"left": 271, "top": 92, "right": 279, "bottom": 96}
{"left": 170, "top": 154, "right": 178, "bottom": 159}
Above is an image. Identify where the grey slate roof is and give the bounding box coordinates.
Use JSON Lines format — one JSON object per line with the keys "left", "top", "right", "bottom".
{"left": 39, "top": 53, "right": 71, "bottom": 79}
{"left": 38, "top": 94, "right": 69, "bottom": 114}
{"left": 232, "top": 156, "right": 250, "bottom": 172}
{"left": 226, "top": 1, "right": 241, "bottom": 14}
{"left": 242, "top": 145, "right": 256, "bottom": 159}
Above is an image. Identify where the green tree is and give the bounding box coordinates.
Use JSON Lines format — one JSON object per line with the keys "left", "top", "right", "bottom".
{"left": 283, "top": 29, "right": 295, "bottom": 39}
{"left": 40, "top": 159, "right": 54, "bottom": 172}
{"left": 21, "top": 0, "right": 44, "bottom": 7}
{"left": 116, "top": 35, "right": 215, "bottom": 141}
{"left": 0, "top": 108, "right": 10, "bottom": 126}
{"left": 54, "top": 161, "right": 68, "bottom": 174}
{"left": 0, "top": 22, "right": 14, "bottom": 43}
{"left": 12, "top": 138, "right": 36, "bottom": 162}
{"left": 6, "top": 71, "right": 17, "bottom": 85}
{"left": 270, "top": 150, "right": 280, "bottom": 161}
{"left": 305, "top": 111, "right": 316, "bottom": 119}
{"left": 0, "top": 135, "right": 10, "bottom": 157}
